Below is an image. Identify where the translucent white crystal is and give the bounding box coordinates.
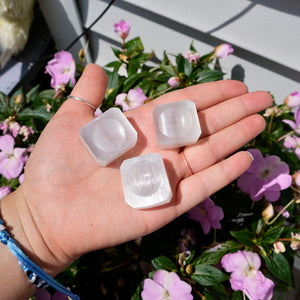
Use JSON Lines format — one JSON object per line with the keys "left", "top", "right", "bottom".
{"left": 153, "top": 99, "right": 201, "bottom": 148}
{"left": 80, "top": 107, "right": 137, "bottom": 166}
{"left": 120, "top": 153, "right": 172, "bottom": 209}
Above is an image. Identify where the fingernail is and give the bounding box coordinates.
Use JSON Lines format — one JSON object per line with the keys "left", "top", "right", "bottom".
{"left": 246, "top": 151, "right": 254, "bottom": 161}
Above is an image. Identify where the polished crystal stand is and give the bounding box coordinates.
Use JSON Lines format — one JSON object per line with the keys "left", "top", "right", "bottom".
{"left": 120, "top": 153, "right": 173, "bottom": 209}
{"left": 153, "top": 99, "right": 201, "bottom": 148}
{"left": 80, "top": 108, "right": 137, "bottom": 166}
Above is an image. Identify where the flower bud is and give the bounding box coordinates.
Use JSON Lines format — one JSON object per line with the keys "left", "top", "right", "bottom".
{"left": 78, "top": 48, "right": 85, "bottom": 63}
{"left": 114, "top": 19, "right": 130, "bottom": 40}
{"left": 14, "top": 94, "right": 22, "bottom": 104}
{"left": 284, "top": 91, "right": 300, "bottom": 109}
{"left": 262, "top": 203, "right": 274, "bottom": 221}
{"left": 168, "top": 77, "right": 180, "bottom": 88}
{"left": 214, "top": 43, "right": 234, "bottom": 58}
{"left": 185, "top": 264, "right": 192, "bottom": 276}
{"left": 290, "top": 232, "right": 300, "bottom": 250}
{"left": 273, "top": 241, "right": 286, "bottom": 254}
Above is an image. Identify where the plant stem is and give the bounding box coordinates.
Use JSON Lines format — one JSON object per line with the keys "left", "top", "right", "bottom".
{"left": 266, "top": 198, "right": 295, "bottom": 225}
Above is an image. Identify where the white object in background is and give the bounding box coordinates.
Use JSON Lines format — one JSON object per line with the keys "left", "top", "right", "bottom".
{"left": 80, "top": 108, "right": 137, "bottom": 166}
{"left": 120, "top": 153, "right": 172, "bottom": 209}
{"left": 153, "top": 100, "right": 201, "bottom": 149}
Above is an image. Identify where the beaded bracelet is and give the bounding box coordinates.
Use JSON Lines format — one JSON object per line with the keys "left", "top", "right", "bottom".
{"left": 0, "top": 218, "right": 80, "bottom": 300}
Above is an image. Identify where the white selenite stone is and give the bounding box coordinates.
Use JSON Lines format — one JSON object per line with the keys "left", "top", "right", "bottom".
{"left": 153, "top": 99, "right": 201, "bottom": 148}
{"left": 120, "top": 153, "right": 173, "bottom": 209}
{"left": 80, "top": 107, "right": 137, "bottom": 166}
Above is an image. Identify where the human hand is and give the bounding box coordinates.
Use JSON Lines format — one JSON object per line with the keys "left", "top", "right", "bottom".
{"left": 1, "top": 64, "right": 272, "bottom": 276}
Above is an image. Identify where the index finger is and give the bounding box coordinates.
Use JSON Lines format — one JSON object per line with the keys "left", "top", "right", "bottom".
{"left": 150, "top": 80, "right": 249, "bottom": 111}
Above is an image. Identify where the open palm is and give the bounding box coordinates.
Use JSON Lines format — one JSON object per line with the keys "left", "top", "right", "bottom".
{"left": 16, "top": 64, "right": 272, "bottom": 275}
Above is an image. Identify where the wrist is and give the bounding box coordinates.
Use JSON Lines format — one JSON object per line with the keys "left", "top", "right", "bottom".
{"left": 0, "top": 189, "right": 62, "bottom": 277}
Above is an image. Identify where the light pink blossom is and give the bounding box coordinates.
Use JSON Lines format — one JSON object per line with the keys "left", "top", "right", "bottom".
{"left": 0, "top": 135, "right": 28, "bottom": 180}
{"left": 273, "top": 241, "right": 286, "bottom": 254}
{"left": 168, "top": 77, "right": 180, "bottom": 88}
{"left": 282, "top": 107, "right": 300, "bottom": 134}
{"left": 214, "top": 43, "right": 234, "bottom": 58}
{"left": 45, "top": 50, "right": 76, "bottom": 92}
{"left": 0, "top": 186, "right": 11, "bottom": 199}
{"left": 237, "top": 149, "right": 292, "bottom": 202}
{"left": 115, "top": 87, "right": 147, "bottom": 111}
{"left": 141, "top": 270, "right": 193, "bottom": 300}
{"left": 114, "top": 19, "right": 130, "bottom": 40}
{"left": 284, "top": 91, "right": 300, "bottom": 109}
{"left": 184, "top": 50, "right": 200, "bottom": 64}
{"left": 221, "top": 250, "right": 274, "bottom": 300}
{"left": 187, "top": 197, "right": 224, "bottom": 234}
{"left": 290, "top": 232, "right": 300, "bottom": 250}
{"left": 283, "top": 135, "right": 300, "bottom": 159}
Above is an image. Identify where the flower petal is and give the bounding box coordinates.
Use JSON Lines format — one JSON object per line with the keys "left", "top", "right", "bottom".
{"left": 141, "top": 278, "right": 165, "bottom": 300}
{"left": 0, "top": 134, "right": 14, "bottom": 153}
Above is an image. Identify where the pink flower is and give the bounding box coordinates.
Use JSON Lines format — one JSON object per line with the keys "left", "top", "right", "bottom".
{"left": 221, "top": 250, "right": 274, "bottom": 300}
{"left": 168, "top": 77, "right": 180, "bottom": 88}
{"left": 290, "top": 232, "right": 300, "bottom": 250}
{"left": 184, "top": 50, "right": 200, "bottom": 64}
{"left": 114, "top": 19, "right": 130, "bottom": 40}
{"left": 19, "top": 125, "right": 34, "bottom": 141}
{"left": 214, "top": 43, "right": 234, "bottom": 58}
{"left": 45, "top": 50, "right": 76, "bottom": 92}
{"left": 0, "top": 186, "right": 11, "bottom": 199}
{"left": 237, "top": 149, "right": 292, "bottom": 202}
{"left": 115, "top": 87, "right": 147, "bottom": 111}
{"left": 0, "top": 135, "right": 28, "bottom": 180}
{"left": 141, "top": 270, "right": 193, "bottom": 300}
{"left": 282, "top": 107, "right": 300, "bottom": 134}
{"left": 284, "top": 91, "right": 300, "bottom": 109}
{"left": 0, "top": 118, "right": 21, "bottom": 137}
{"left": 283, "top": 135, "right": 300, "bottom": 159}
{"left": 273, "top": 241, "right": 286, "bottom": 254}
{"left": 187, "top": 197, "right": 224, "bottom": 234}
{"left": 35, "top": 289, "right": 68, "bottom": 300}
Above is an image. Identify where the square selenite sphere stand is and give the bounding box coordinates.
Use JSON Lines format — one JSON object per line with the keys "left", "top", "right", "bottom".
{"left": 120, "top": 153, "right": 173, "bottom": 209}
{"left": 80, "top": 107, "right": 137, "bottom": 166}
{"left": 153, "top": 99, "right": 201, "bottom": 148}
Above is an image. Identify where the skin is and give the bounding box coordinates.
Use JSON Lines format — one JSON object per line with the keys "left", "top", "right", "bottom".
{"left": 0, "top": 64, "right": 273, "bottom": 299}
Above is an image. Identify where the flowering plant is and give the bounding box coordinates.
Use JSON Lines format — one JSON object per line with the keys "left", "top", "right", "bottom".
{"left": 1, "top": 20, "right": 299, "bottom": 300}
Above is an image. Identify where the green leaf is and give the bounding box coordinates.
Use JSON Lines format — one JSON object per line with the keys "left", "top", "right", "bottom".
{"left": 193, "top": 241, "right": 241, "bottom": 265}
{"left": 25, "top": 85, "right": 40, "bottom": 104}
{"left": 262, "top": 226, "right": 285, "bottom": 244}
{"left": 18, "top": 106, "right": 53, "bottom": 122}
{"left": 131, "top": 283, "right": 143, "bottom": 300}
{"left": 196, "top": 69, "right": 224, "bottom": 83}
{"left": 184, "top": 59, "right": 193, "bottom": 77}
{"left": 176, "top": 54, "right": 185, "bottom": 73}
{"left": 160, "top": 64, "right": 178, "bottom": 77}
{"left": 151, "top": 256, "right": 177, "bottom": 272}
{"left": 123, "top": 73, "right": 142, "bottom": 92}
{"left": 107, "top": 70, "right": 119, "bottom": 91}
{"left": 230, "top": 229, "right": 254, "bottom": 247}
{"left": 263, "top": 252, "right": 292, "bottom": 285}
{"left": 125, "top": 37, "right": 144, "bottom": 54}
{"left": 105, "top": 61, "right": 123, "bottom": 72}
{"left": 0, "top": 92, "right": 8, "bottom": 115}
{"left": 232, "top": 290, "right": 243, "bottom": 300}
{"left": 191, "top": 264, "right": 229, "bottom": 286}
{"left": 111, "top": 47, "right": 123, "bottom": 59}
